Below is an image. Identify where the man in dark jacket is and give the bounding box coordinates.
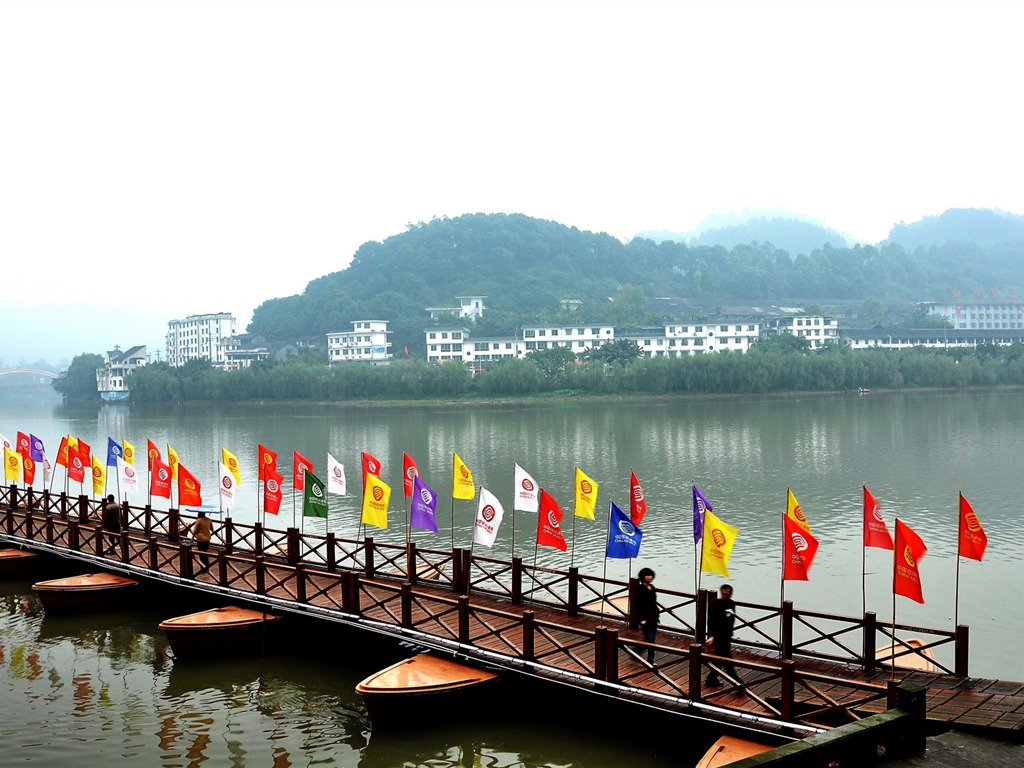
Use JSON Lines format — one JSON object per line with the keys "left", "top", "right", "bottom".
{"left": 706, "top": 583, "right": 739, "bottom": 687}
{"left": 102, "top": 494, "right": 121, "bottom": 555}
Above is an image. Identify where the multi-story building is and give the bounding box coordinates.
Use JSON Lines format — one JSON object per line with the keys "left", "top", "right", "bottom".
{"left": 95, "top": 346, "right": 149, "bottom": 401}
{"left": 327, "top": 321, "right": 393, "bottom": 364}
{"left": 921, "top": 301, "right": 1024, "bottom": 330}
{"left": 761, "top": 316, "right": 839, "bottom": 349}
{"left": 841, "top": 328, "right": 1024, "bottom": 350}
{"left": 426, "top": 295, "right": 487, "bottom": 321}
{"left": 166, "top": 313, "right": 236, "bottom": 367}
{"left": 520, "top": 324, "right": 615, "bottom": 354}
{"left": 424, "top": 327, "right": 469, "bottom": 364}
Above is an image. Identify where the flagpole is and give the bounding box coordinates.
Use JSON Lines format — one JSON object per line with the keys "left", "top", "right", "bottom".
{"left": 780, "top": 490, "right": 787, "bottom": 652}
{"left": 890, "top": 523, "right": 898, "bottom": 681}
{"left": 450, "top": 453, "right": 456, "bottom": 552}
{"left": 862, "top": 493, "right": 867, "bottom": 619}
{"left": 600, "top": 501, "right": 613, "bottom": 625}
{"left": 955, "top": 491, "right": 963, "bottom": 628}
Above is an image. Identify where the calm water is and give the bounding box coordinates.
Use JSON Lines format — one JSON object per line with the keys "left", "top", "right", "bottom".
{"left": 2, "top": 386, "right": 1023, "bottom": 765}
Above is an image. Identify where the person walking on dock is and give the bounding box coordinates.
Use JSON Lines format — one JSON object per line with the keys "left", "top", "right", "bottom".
{"left": 184, "top": 511, "right": 214, "bottom": 573}
{"left": 101, "top": 495, "right": 121, "bottom": 556}
{"left": 705, "top": 583, "right": 739, "bottom": 687}
{"left": 636, "top": 567, "right": 659, "bottom": 664}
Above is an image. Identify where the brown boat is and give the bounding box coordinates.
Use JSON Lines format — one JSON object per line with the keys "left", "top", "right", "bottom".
{"left": 355, "top": 652, "right": 500, "bottom": 726}
{"left": 0, "top": 548, "right": 38, "bottom": 575}
{"left": 159, "top": 605, "right": 280, "bottom": 658}
{"left": 695, "top": 735, "right": 774, "bottom": 767}
{"left": 32, "top": 572, "right": 139, "bottom": 611}
{"left": 875, "top": 637, "right": 938, "bottom": 672}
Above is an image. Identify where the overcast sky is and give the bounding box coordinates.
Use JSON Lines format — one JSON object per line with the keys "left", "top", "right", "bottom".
{"left": 2, "top": 0, "right": 1021, "bottom": 366}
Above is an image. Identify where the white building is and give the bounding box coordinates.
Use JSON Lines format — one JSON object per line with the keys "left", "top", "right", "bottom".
{"left": 166, "top": 313, "right": 236, "bottom": 367}
{"left": 761, "top": 316, "right": 839, "bottom": 349}
{"left": 841, "top": 328, "right": 1024, "bottom": 350}
{"left": 921, "top": 301, "right": 1024, "bottom": 330}
{"left": 424, "top": 327, "right": 469, "bottom": 363}
{"left": 426, "top": 295, "right": 487, "bottom": 321}
{"left": 95, "top": 346, "right": 149, "bottom": 401}
{"left": 520, "top": 324, "right": 615, "bottom": 354}
{"left": 327, "top": 320, "right": 393, "bottom": 364}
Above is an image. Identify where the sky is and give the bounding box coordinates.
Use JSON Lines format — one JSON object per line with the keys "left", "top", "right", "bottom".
{"left": 3, "top": 0, "right": 1022, "bottom": 367}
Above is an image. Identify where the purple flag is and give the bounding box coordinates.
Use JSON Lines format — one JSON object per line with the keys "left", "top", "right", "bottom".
{"left": 693, "top": 484, "right": 713, "bottom": 543}
{"left": 409, "top": 475, "right": 438, "bottom": 533}
{"left": 29, "top": 434, "right": 45, "bottom": 462}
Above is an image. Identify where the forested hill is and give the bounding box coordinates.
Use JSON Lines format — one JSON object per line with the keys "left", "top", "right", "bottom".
{"left": 249, "top": 211, "right": 1024, "bottom": 355}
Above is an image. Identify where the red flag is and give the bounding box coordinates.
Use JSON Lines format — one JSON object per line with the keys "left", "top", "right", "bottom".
{"left": 16, "top": 432, "right": 30, "bottom": 458}
{"left": 147, "top": 439, "right": 161, "bottom": 471}
{"left": 23, "top": 456, "right": 36, "bottom": 485}
{"left": 537, "top": 489, "right": 567, "bottom": 552}
{"left": 402, "top": 452, "right": 419, "bottom": 498}
{"left": 178, "top": 464, "right": 203, "bottom": 507}
{"left": 150, "top": 456, "right": 172, "bottom": 499}
{"left": 893, "top": 519, "right": 927, "bottom": 603}
{"left": 863, "top": 485, "right": 894, "bottom": 550}
{"left": 958, "top": 492, "right": 987, "bottom": 561}
{"left": 258, "top": 444, "right": 278, "bottom": 481}
{"left": 783, "top": 514, "right": 819, "bottom": 581}
{"left": 629, "top": 470, "right": 647, "bottom": 526}
{"left": 293, "top": 451, "right": 314, "bottom": 491}
{"left": 264, "top": 466, "right": 284, "bottom": 514}
{"left": 362, "top": 451, "right": 382, "bottom": 485}
{"left": 77, "top": 438, "right": 92, "bottom": 471}
{"left": 67, "top": 443, "right": 86, "bottom": 483}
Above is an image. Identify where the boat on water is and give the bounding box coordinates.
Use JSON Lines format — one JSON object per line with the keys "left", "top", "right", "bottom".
{"left": 355, "top": 652, "right": 500, "bottom": 726}
{"left": 32, "top": 572, "right": 139, "bottom": 611}
{"left": 159, "top": 605, "right": 280, "bottom": 658}
{"left": 0, "top": 548, "right": 38, "bottom": 575}
{"left": 875, "top": 637, "right": 938, "bottom": 672}
{"left": 695, "top": 735, "right": 774, "bottom": 767}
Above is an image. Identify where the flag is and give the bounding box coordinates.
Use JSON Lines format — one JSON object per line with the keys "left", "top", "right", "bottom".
{"left": 178, "top": 464, "right": 203, "bottom": 507}
{"left": 150, "top": 457, "right": 171, "bottom": 499}
{"left": 264, "top": 466, "right": 284, "bottom": 515}
{"left": 573, "top": 466, "right": 598, "bottom": 520}
{"left": 147, "top": 439, "right": 161, "bottom": 471}
{"left": 56, "top": 435, "right": 72, "bottom": 467}
{"left": 258, "top": 443, "right": 277, "bottom": 481}
{"left": 361, "top": 473, "right": 391, "bottom": 529}
{"left": 167, "top": 443, "right": 180, "bottom": 479}
{"left": 410, "top": 474, "right": 439, "bottom": 532}
{"left": 106, "top": 437, "right": 123, "bottom": 467}
{"left": 67, "top": 443, "right": 86, "bottom": 483}
{"left": 23, "top": 455, "right": 36, "bottom": 486}
{"left": 473, "top": 487, "right": 505, "bottom": 547}
{"left": 513, "top": 463, "right": 539, "bottom": 513}
{"left": 222, "top": 447, "right": 242, "bottom": 485}
{"left": 91, "top": 455, "right": 105, "bottom": 495}
{"left": 116, "top": 456, "right": 138, "bottom": 492}
{"left": 629, "top": 470, "right": 647, "bottom": 526}
{"left": 893, "top": 519, "right": 927, "bottom": 603}
{"left": 327, "top": 453, "right": 347, "bottom": 495}
{"left": 863, "top": 485, "right": 894, "bottom": 550}
{"left": 606, "top": 501, "right": 643, "bottom": 559}
{"left": 693, "top": 484, "right": 712, "bottom": 544}
{"left": 402, "top": 452, "right": 419, "bottom": 497}
{"left": 4, "top": 447, "right": 21, "bottom": 483}
{"left": 0, "top": 433, "right": 10, "bottom": 451}
{"left": 537, "top": 489, "right": 567, "bottom": 552}
{"left": 701, "top": 509, "right": 739, "bottom": 577}
{"left": 76, "top": 438, "right": 92, "bottom": 471}
{"left": 362, "top": 451, "right": 382, "bottom": 484}
{"left": 303, "top": 470, "right": 328, "bottom": 518}
{"left": 29, "top": 434, "right": 45, "bottom": 462}
{"left": 293, "top": 451, "right": 314, "bottom": 491}
{"left": 122, "top": 439, "right": 135, "bottom": 466}
{"left": 42, "top": 453, "right": 53, "bottom": 486}
{"left": 452, "top": 452, "right": 475, "bottom": 500}
{"left": 783, "top": 514, "right": 819, "bottom": 581}
{"left": 958, "top": 492, "right": 987, "bottom": 561}
{"left": 786, "top": 487, "right": 811, "bottom": 534}
{"left": 218, "top": 462, "right": 237, "bottom": 511}
{"left": 16, "top": 432, "right": 30, "bottom": 457}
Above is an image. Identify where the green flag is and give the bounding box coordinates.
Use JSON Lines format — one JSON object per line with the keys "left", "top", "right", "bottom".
{"left": 303, "top": 470, "right": 329, "bottom": 518}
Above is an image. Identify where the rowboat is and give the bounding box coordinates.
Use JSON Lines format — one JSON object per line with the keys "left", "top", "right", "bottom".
{"left": 696, "top": 735, "right": 774, "bottom": 767}
{"left": 159, "top": 605, "right": 279, "bottom": 658}
{"left": 0, "top": 548, "right": 38, "bottom": 575}
{"left": 875, "top": 637, "right": 938, "bottom": 672}
{"left": 355, "top": 652, "right": 500, "bottom": 726}
{"left": 32, "top": 572, "right": 139, "bottom": 611}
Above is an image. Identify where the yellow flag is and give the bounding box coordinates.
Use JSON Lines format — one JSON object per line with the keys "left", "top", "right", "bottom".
{"left": 4, "top": 447, "right": 22, "bottom": 483}
{"left": 452, "top": 452, "right": 475, "bottom": 500}
{"left": 573, "top": 466, "right": 599, "bottom": 520}
{"left": 122, "top": 439, "right": 136, "bottom": 466}
{"left": 361, "top": 473, "right": 391, "bottom": 529}
{"left": 786, "top": 487, "right": 811, "bottom": 534}
{"left": 91, "top": 455, "right": 105, "bottom": 495}
{"left": 701, "top": 509, "right": 739, "bottom": 577}
{"left": 167, "top": 444, "right": 179, "bottom": 479}
{"left": 222, "top": 447, "right": 242, "bottom": 484}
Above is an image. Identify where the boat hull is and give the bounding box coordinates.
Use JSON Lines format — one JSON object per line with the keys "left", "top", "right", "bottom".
{"left": 32, "top": 573, "right": 139, "bottom": 612}
{"left": 159, "top": 606, "right": 280, "bottom": 658}
{"left": 696, "top": 735, "right": 774, "bottom": 767}
{"left": 875, "top": 637, "right": 937, "bottom": 672}
{"left": 0, "top": 548, "right": 39, "bottom": 575}
{"left": 355, "top": 652, "right": 500, "bottom": 727}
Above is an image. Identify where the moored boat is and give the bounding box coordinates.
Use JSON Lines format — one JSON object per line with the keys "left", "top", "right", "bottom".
{"left": 355, "top": 652, "right": 500, "bottom": 726}
{"left": 159, "top": 605, "right": 279, "bottom": 658}
{"left": 875, "top": 637, "right": 937, "bottom": 672}
{"left": 696, "top": 735, "right": 774, "bottom": 767}
{"left": 32, "top": 572, "right": 139, "bottom": 611}
{"left": 0, "top": 548, "right": 39, "bottom": 575}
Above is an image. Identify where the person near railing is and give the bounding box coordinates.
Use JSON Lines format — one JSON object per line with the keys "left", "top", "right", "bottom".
{"left": 101, "top": 495, "right": 121, "bottom": 555}
{"left": 636, "top": 567, "right": 659, "bottom": 664}
{"left": 182, "top": 511, "right": 214, "bottom": 573}
{"left": 706, "top": 583, "right": 740, "bottom": 687}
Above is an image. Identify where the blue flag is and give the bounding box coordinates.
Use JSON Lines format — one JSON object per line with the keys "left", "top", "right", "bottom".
{"left": 606, "top": 502, "right": 642, "bottom": 559}
{"left": 106, "top": 437, "right": 123, "bottom": 467}
{"left": 693, "top": 483, "right": 713, "bottom": 543}
{"left": 409, "top": 474, "right": 438, "bottom": 533}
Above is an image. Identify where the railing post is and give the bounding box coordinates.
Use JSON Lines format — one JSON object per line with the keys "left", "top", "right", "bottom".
{"left": 254, "top": 522, "right": 265, "bottom": 556}
{"left": 25, "top": 509, "right": 34, "bottom": 541}
{"left": 255, "top": 556, "right": 266, "bottom": 594}
{"left": 4, "top": 500, "right": 13, "bottom": 534}
{"left": 59, "top": 492, "right": 67, "bottom": 517}
{"left": 407, "top": 543, "right": 417, "bottom": 583}
{"left": 45, "top": 514, "right": 55, "bottom": 544}
{"left": 568, "top": 567, "right": 580, "bottom": 616}
{"left": 364, "top": 536, "right": 376, "bottom": 577}
{"left": 605, "top": 628, "right": 620, "bottom": 684}
{"left": 458, "top": 595, "right": 470, "bottom": 642}
{"left": 696, "top": 589, "right": 711, "bottom": 644}
{"left": 594, "top": 627, "right": 607, "bottom": 680}
{"left": 511, "top": 556, "right": 523, "bottom": 605}
{"left": 295, "top": 563, "right": 307, "bottom": 603}
{"left": 119, "top": 500, "right": 129, "bottom": 533}
{"left": 41, "top": 489, "right": 51, "bottom": 516}
{"left": 401, "top": 583, "right": 413, "bottom": 627}
{"left": 628, "top": 576, "right": 639, "bottom": 628}
{"left": 144, "top": 504, "right": 153, "bottom": 534}
{"left": 955, "top": 624, "right": 970, "bottom": 676}
{"left": 223, "top": 517, "right": 234, "bottom": 554}
{"left": 346, "top": 572, "right": 362, "bottom": 616}
{"left": 148, "top": 537, "right": 158, "bottom": 570}
{"left": 887, "top": 678, "right": 899, "bottom": 709}
{"left": 287, "top": 527, "right": 300, "bottom": 566}
{"left": 10, "top": 485, "right": 20, "bottom": 511}
{"left": 522, "top": 610, "right": 535, "bottom": 661}
{"left": 77, "top": 494, "right": 88, "bottom": 521}
{"left": 891, "top": 682, "right": 928, "bottom": 758}
{"left": 168, "top": 509, "right": 180, "bottom": 542}
{"left": 780, "top": 659, "right": 796, "bottom": 722}
{"left": 781, "top": 600, "right": 794, "bottom": 660}
{"left": 326, "top": 532, "right": 336, "bottom": 571}
{"left": 26, "top": 487, "right": 35, "bottom": 511}
{"left": 68, "top": 520, "right": 79, "bottom": 551}
{"left": 180, "top": 543, "right": 194, "bottom": 579}
{"left": 117, "top": 531, "right": 128, "bottom": 563}
{"left": 688, "top": 643, "right": 703, "bottom": 700}
{"left": 863, "top": 611, "right": 877, "bottom": 670}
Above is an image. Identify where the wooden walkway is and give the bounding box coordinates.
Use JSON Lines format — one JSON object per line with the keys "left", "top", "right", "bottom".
{"left": 2, "top": 489, "right": 1023, "bottom": 742}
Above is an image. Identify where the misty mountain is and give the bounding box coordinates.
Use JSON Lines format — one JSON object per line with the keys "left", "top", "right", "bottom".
{"left": 640, "top": 215, "right": 849, "bottom": 255}
{"left": 887, "top": 208, "right": 1024, "bottom": 250}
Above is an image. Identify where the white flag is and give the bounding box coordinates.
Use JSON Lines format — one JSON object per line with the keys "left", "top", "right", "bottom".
{"left": 0, "top": 433, "right": 10, "bottom": 450}
{"left": 327, "top": 453, "right": 347, "bottom": 495}
{"left": 473, "top": 486, "right": 505, "bottom": 547}
{"left": 43, "top": 452, "right": 53, "bottom": 486}
{"left": 218, "top": 462, "right": 236, "bottom": 511}
{"left": 117, "top": 456, "right": 139, "bottom": 492}
{"left": 513, "top": 463, "right": 539, "bottom": 513}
